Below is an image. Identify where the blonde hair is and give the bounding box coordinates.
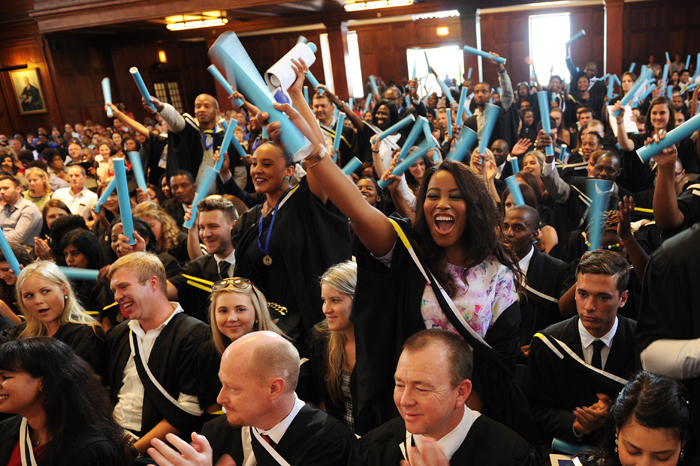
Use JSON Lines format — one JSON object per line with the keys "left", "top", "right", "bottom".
{"left": 133, "top": 202, "right": 181, "bottom": 251}
{"left": 318, "top": 261, "right": 357, "bottom": 405}
{"left": 209, "top": 280, "right": 285, "bottom": 354}
{"left": 108, "top": 252, "right": 167, "bottom": 294}
{"left": 524, "top": 150, "right": 546, "bottom": 175}
{"left": 24, "top": 167, "right": 52, "bottom": 195}
{"left": 16, "top": 261, "right": 100, "bottom": 338}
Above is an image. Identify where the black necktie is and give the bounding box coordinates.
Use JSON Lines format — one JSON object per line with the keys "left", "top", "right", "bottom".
{"left": 591, "top": 340, "right": 605, "bottom": 369}
{"left": 218, "top": 261, "right": 229, "bottom": 279}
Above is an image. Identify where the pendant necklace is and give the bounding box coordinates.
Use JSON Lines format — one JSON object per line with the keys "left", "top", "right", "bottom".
{"left": 258, "top": 186, "right": 292, "bottom": 266}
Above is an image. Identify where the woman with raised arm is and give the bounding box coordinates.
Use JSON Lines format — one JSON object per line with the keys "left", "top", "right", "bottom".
{"left": 231, "top": 59, "right": 351, "bottom": 346}
{"left": 263, "top": 68, "right": 536, "bottom": 441}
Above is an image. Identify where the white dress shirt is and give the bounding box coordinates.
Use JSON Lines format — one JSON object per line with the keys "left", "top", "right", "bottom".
{"left": 577, "top": 316, "right": 618, "bottom": 369}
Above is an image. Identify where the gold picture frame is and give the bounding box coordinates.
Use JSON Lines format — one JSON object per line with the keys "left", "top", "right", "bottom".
{"left": 10, "top": 68, "right": 48, "bottom": 115}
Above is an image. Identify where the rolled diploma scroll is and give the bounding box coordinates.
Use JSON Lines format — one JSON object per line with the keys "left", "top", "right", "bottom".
{"left": 113, "top": 158, "right": 135, "bottom": 245}
{"left": 332, "top": 113, "right": 346, "bottom": 162}
{"left": 566, "top": 29, "right": 586, "bottom": 46}
{"left": 629, "top": 63, "right": 636, "bottom": 73}
{"left": 661, "top": 64, "right": 669, "bottom": 89}
{"left": 378, "top": 140, "right": 432, "bottom": 189}
{"left": 455, "top": 87, "right": 469, "bottom": 127}
{"left": 637, "top": 113, "right": 700, "bottom": 162}
{"left": 396, "top": 116, "right": 428, "bottom": 162}
{"left": 183, "top": 167, "right": 219, "bottom": 230}
{"left": 0, "top": 231, "right": 20, "bottom": 276}
{"left": 59, "top": 267, "right": 99, "bottom": 281}
{"left": 209, "top": 33, "right": 307, "bottom": 156}
{"left": 467, "top": 68, "right": 473, "bottom": 80}
{"left": 437, "top": 78, "right": 456, "bottom": 105}
{"left": 342, "top": 157, "right": 362, "bottom": 175}
{"left": 364, "top": 93, "right": 373, "bottom": 113}
{"left": 537, "top": 91, "right": 554, "bottom": 157}
{"left": 101, "top": 78, "right": 113, "bottom": 117}
{"left": 687, "top": 55, "right": 692, "bottom": 70}
{"left": 476, "top": 103, "right": 501, "bottom": 156}
{"left": 129, "top": 68, "right": 157, "bottom": 111}
{"left": 586, "top": 179, "right": 613, "bottom": 251}
{"left": 614, "top": 68, "right": 652, "bottom": 117}
{"left": 215, "top": 121, "right": 236, "bottom": 171}
{"left": 446, "top": 126, "right": 478, "bottom": 163}
{"left": 303, "top": 86, "right": 309, "bottom": 103}
{"left": 264, "top": 42, "right": 317, "bottom": 92}
{"left": 446, "top": 109, "right": 452, "bottom": 138}
{"left": 510, "top": 158, "right": 519, "bottom": 174}
{"left": 369, "top": 75, "right": 379, "bottom": 98}
{"left": 207, "top": 65, "right": 245, "bottom": 106}
{"left": 505, "top": 176, "right": 525, "bottom": 206}
{"left": 127, "top": 151, "right": 147, "bottom": 194}
{"left": 607, "top": 75, "right": 615, "bottom": 100}
{"left": 374, "top": 114, "right": 416, "bottom": 142}
{"left": 94, "top": 177, "right": 117, "bottom": 213}
{"left": 463, "top": 45, "right": 506, "bottom": 64}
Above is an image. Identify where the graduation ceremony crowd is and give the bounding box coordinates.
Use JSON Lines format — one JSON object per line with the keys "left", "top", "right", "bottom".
{"left": 1, "top": 32, "right": 700, "bottom": 466}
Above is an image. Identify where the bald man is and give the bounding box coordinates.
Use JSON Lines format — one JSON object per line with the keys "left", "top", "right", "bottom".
{"left": 148, "top": 331, "right": 355, "bottom": 466}
{"left": 150, "top": 93, "right": 236, "bottom": 191}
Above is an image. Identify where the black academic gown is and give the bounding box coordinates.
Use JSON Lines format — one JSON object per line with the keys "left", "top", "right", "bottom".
{"left": 0, "top": 415, "right": 122, "bottom": 466}
{"left": 526, "top": 315, "right": 638, "bottom": 444}
{"left": 203, "top": 403, "right": 355, "bottom": 466}
{"left": 320, "top": 122, "right": 358, "bottom": 169}
{"left": 163, "top": 198, "right": 186, "bottom": 230}
{"left": 2, "top": 322, "right": 104, "bottom": 373}
{"left": 352, "top": 217, "right": 538, "bottom": 446}
{"left": 232, "top": 177, "right": 352, "bottom": 341}
{"left": 348, "top": 415, "right": 541, "bottom": 466}
{"left": 103, "top": 312, "right": 218, "bottom": 436}
{"left": 519, "top": 248, "right": 569, "bottom": 348}
{"left": 636, "top": 223, "right": 700, "bottom": 437}
{"left": 170, "top": 254, "right": 220, "bottom": 323}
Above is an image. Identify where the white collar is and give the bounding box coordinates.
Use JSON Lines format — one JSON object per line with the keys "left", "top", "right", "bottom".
{"left": 214, "top": 249, "right": 236, "bottom": 267}
{"left": 578, "top": 315, "right": 618, "bottom": 350}
{"left": 128, "top": 303, "right": 183, "bottom": 336}
{"left": 409, "top": 406, "right": 480, "bottom": 460}
{"left": 257, "top": 394, "right": 305, "bottom": 444}
{"left": 518, "top": 246, "right": 535, "bottom": 275}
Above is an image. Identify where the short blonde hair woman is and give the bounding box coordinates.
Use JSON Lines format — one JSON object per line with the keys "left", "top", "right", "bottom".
{"left": 23, "top": 166, "right": 52, "bottom": 211}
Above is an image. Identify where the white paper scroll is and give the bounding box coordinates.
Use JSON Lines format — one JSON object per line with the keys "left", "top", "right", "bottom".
{"left": 264, "top": 42, "right": 317, "bottom": 92}
{"left": 606, "top": 104, "right": 638, "bottom": 137}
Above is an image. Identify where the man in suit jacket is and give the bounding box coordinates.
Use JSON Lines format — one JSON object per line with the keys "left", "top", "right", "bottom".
{"left": 148, "top": 331, "right": 355, "bottom": 466}
{"left": 526, "top": 250, "right": 638, "bottom": 446}
{"left": 503, "top": 205, "right": 569, "bottom": 350}
{"left": 349, "top": 329, "right": 540, "bottom": 465}
{"left": 168, "top": 197, "right": 237, "bottom": 322}
{"left": 162, "top": 170, "right": 196, "bottom": 230}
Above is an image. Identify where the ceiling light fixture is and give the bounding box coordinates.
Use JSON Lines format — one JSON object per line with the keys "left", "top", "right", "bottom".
{"left": 166, "top": 11, "right": 228, "bottom": 31}
{"left": 344, "top": 0, "right": 413, "bottom": 12}
{"left": 436, "top": 27, "right": 449, "bottom": 36}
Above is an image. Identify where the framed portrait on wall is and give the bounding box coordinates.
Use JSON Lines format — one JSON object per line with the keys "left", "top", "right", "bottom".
{"left": 10, "top": 68, "right": 47, "bottom": 115}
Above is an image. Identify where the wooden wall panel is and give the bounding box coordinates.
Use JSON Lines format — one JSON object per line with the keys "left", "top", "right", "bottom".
{"left": 622, "top": 1, "right": 700, "bottom": 73}
{"left": 351, "top": 16, "right": 462, "bottom": 90}
{"left": 480, "top": 5, "right": 605, "bottom": 87}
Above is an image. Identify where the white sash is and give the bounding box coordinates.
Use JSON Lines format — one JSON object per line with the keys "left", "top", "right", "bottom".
{"left": 128, "top": 330, "right": 202, "bottom": 417}
{"left": 250, "top": 427, "right": 292, "bottom": 466}
{"left": 19, "top": 417, "right": 38, "bottom": 466}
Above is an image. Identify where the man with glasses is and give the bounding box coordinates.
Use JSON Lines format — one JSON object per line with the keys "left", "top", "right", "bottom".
{"left": 168, "top": 197, "right": 238, "bottom": 322}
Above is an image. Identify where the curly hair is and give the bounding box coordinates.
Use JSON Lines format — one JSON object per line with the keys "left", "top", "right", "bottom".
{"left": 412, "top": 159, "right": 522, "bottom": 297}
{"left": 133, "top": 202, "right": 181, "bottom": 252}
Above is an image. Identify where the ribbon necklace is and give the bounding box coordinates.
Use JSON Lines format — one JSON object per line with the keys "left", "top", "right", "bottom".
{"left": 258, "top": 186, "right": 293, "bottom": 266}
{"left": 201, "top": 124, "right": 218, "bottom": 152}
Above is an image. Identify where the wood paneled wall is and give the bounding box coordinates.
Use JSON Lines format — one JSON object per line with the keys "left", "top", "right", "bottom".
{"left": 352, "top": 17, "right": 463, "bottom": 90}
{"left": 480, "top": 5, "right": 605, "bottom": 87}
{"left": 623, "top": 1, "right": 700, "bottom": 72}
